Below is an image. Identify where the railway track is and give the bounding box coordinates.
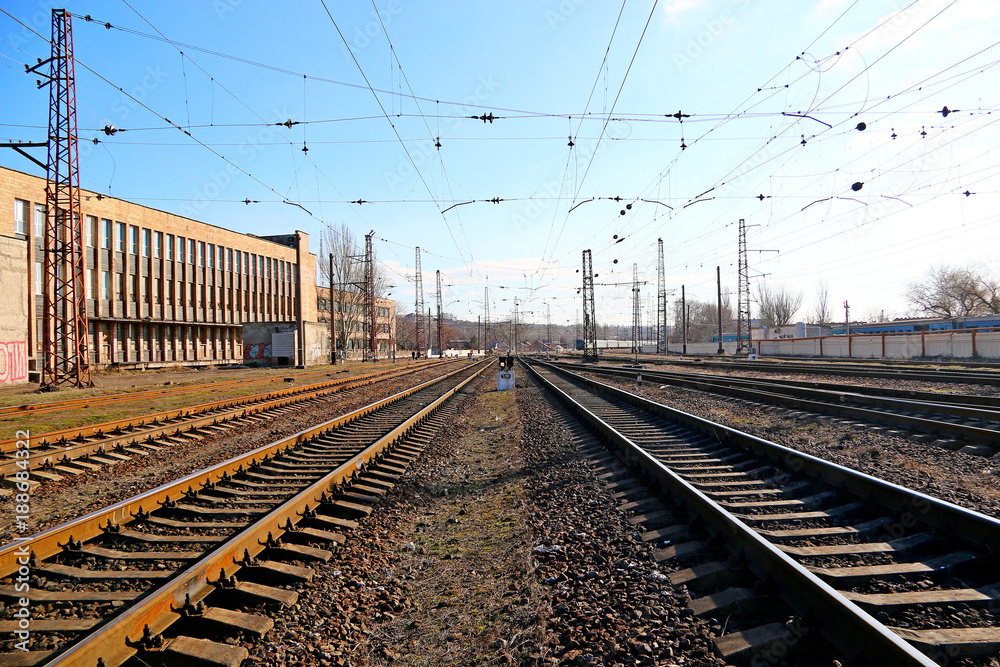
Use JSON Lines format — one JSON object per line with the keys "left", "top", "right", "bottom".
{"left": 0, "top": 366, "right": 350, "bottom": 420}
{"left": 554, "top": 360, "right": 1000, "bottom": 458}
{"left": 527, "top": 359, "right": 1000, "bottom": 665}
{"left": 582, "top": 353, "right": 1000, "bottom": 386}
{"left": 0, "top": 359, "right": 489, "bottom": 666}
{"left": 0, "top": 360, "right": 457, "bottom": 487}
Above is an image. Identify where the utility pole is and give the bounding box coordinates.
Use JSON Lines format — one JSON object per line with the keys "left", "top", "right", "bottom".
{"left": 632, "top": 263, "right": 640, "bottom": 365}
{"left": 426, "top": 307, "right": 431, "bottom": 352}
{"left": 844, "top": 300, "right": 850, "bottom": 336}
{"left": 513, "top": 297, "right": 518, "bottom": 355}
{"left": 657, "top": 238, "right": 666, "bottom": 354}
{"left": 582, "top": 249, "right": 598, "bottom": 361}
{"left": 36, "top": 10, "right": 91, "bottom": 387}
{"left": 546, "top": 302, "right": 552, "bottom": 359}
{"left": 478, "top": 314, "right": 481, "bottom": 355}
{"left": 435, "top": 270, "right": 443, "bottom": 357}
{"left": 414, "top": 247, "right": 425, "bottom": 357}
{"left": 717, "top": 266, "right": 724, "bottom": 355}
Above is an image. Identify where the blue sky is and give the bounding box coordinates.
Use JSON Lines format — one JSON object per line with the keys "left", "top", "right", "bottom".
{"left": 2, "top": 0, "right": 999, "bottom": 328}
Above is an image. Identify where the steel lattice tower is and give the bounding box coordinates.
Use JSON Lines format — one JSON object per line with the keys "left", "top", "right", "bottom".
{"left": 632, "top": 264, "right": 641, "bottom": 354}
{"left": 435, "top": 270, "right": 443, "bottom": 357}
{"left": 736, "top": 218, "right": 752, "bottom": 354}
{"left": 656, "top": 238, "right": 666, "bottom": 354}
{"left": 364, "top": 232, "right": 376, "bottom": 360}
{"left": 581, "top": 249, "right": 598, "bottom": 361}
{"left": 484, "top": 286, "right": 490, "bottom": 352}
{"left": 37, "top": 10, "right": 91, "bottom": 387}
{"left": 414, "top": 247, "right": 425, "bottom": 355}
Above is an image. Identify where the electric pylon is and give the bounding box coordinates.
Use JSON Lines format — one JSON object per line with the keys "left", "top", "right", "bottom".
{"left": 35, "top": 10, "right": 91, "bottom": 387}
{"left": 435, "top": 270, "right": 443, "bottom": 357}
{"left": 736, "top": 218, "right": 752, "bottom": 354}
{"left": 364, "top": 231, "right": 376, "bottom": 360}
{"left": 657, "top": 238, "right": 666, "bottom": 354}
{"left": 632, "top": 263, "right": 640, "bottom": 356}
{"left": 414, "top": 247, "right": 425, "bottom": 355}
{"left": 581, "top": 249, "right": 597, "bottom": 361}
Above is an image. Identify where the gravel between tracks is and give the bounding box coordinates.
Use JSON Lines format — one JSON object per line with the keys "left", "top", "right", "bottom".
{"left": 253, "top": 371, "right": 727, "bottom": 666}
{"left": 0, "top": 364, "right": 466, "bottom": 544}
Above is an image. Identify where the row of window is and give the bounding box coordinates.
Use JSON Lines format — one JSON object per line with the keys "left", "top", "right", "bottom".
{"left": 15, "top": 200, "right": 296, "bottom": 283}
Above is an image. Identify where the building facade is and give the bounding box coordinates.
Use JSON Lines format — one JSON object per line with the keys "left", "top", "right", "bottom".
{"left": 1, "top": 166, "right": 317, "bottom": 379}
{"left": 315, "top": 286, "right": 396, "bottom": 359}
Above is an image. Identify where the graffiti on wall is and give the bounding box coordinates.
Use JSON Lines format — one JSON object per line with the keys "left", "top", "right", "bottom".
{"left": 0, "top": 341, "right": 28, "bottom": 383}
{"left": 244, "top": 343, "right": 272, "bottom": 360}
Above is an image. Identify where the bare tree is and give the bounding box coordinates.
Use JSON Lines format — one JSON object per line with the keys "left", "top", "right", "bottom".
{"left": 812, "top": 282, "right": 830, "bottom": 323}
{"left": 905, "top": 265, "right": 1000, "bottom": 318}
{"left": 317, "top": 224, "right": 388, "bottom": 353}
{"left": 863, "top": 307, "right": 894, "bottom": 323}
{"left": 670, "top": 292, "right": 734, "bottom": 343}
{"left": 755, "top": 282, "right": 804, "bottom": 327}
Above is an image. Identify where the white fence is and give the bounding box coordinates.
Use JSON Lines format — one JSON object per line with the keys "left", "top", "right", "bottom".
{"left": 758, "top": 330, "right": 1000, "bottom": 360}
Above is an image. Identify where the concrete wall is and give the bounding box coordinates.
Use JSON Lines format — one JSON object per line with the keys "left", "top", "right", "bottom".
{"left": 303, "top": 320, "right": 331, "bottom": 366}
{"left": 758, "top": 331, "right": 1000, "bottom": 360}
{"left": 0, "top": 235, "right": 28, "bottom": 383}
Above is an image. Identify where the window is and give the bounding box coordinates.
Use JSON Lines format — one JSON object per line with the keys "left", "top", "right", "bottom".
{"left": 34, "top": 262, "right": 42, "bottom": 295}
{"left": 102, "top": 271, "right": 110, "bottom": 299}
{"left": 208, "top": 244, "right": 214, "bottom": 268}
{"left": 132, "top": 274, "right": 139, "bottom": 302}
{"left": 166, "top": 234, "right": 174, "bottom": 260}
{"left": 142, "top": 229, "right": 151, "bottom": 257}
{"left": 117, "top": 273, "right": 125, "bottom": 299}
{"left": 279, "top": 260, "right": 284, "bottom": 281}
{"left": 116, "top": 222, "right": 126, "bottom": 251}
{"left": 198, "top": 241, "right": 205, "bottom": 267}
{"left": 13, "top": 199, "right": 28, "bottom": 235}
{"left": 130, "top": 226, "right": 138, "bottom": 254}
{"left": 166, "top": 279, "right": 173, "bottom": 304}
{"left": 250, "top": 254, "right": 256, "bottom": 276}
{"left": 154, "top": 232, "right": 162, "bottom": 258}
{"left": 154, "top": 278, "right": 161, "bottom": 304}
{"left": 235, "top": 250, "right": 241, "bottom": 274}
{"left": 266, "top": 258, "right": 271, "bottom": 279}
{"left": 86, "top": 269, "right": 94, "bottom": 298}
{"left": 226, "top": 249, "right": 232, "bottom": 272}
{"left": 34, "top": 204, "right": 45, "bottom": 238}
{"left": 178, "top": 236, "right": 185, "bottom": 263}
{"left": 86, "top": 216, "right": 97, "bottom": 247}
{"left": 101, "top": 219, "right": 112, "bottom": 249}
{"left": 188, "top": 239, "right": 195, "bottom": 264}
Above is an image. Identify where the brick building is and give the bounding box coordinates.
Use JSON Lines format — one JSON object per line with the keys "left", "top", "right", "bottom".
{"left": 0, "top": 165, "right": 317, "bottom": 380}
{"left": 315, "top": 286, "right": 396, "bottom": 360}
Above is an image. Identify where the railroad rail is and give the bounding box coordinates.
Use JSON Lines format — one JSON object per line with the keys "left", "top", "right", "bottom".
{"left": 0, "top": 365, "right": 352, "bottom": 420}
{"left": 0, "top": 360, "right": 457, "bottom": 485}
{"left": 552, "top": 360, "right": 1000, "bottom": 457}
{"left": 0, "top": 359, "right": 489, "bottom": 666}
{"left": 526, "top": 359, "right": 1000, "bottom": 665}
{"left": 580, "top": 353, "right": 1000, "bottom": 386}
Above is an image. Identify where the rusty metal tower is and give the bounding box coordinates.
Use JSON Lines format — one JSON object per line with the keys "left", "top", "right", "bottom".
{"left": 632, "top": 263, "right": 640, "bottom": 357}
{"left": 484, "top": 286, "right": 490, "bottom": 352}
{"left": 581, "top": 249, "right": 598, "bottom": 361}
{"left": 364, "top": 231, "right": 376, "bottom": 360}
{"left": 33, "top": 10, "right": 91, "bottom": 387}
{"left": 414, "top": 247, "right": 425, "bottom": 355}
{"left": 435, "top": 270, "right": 443, "bottom": 357}
{"left": 656, "top": 238, "right": 666, "bottom": 354}
{"left": 736, "top": 218, "right": 751, "bottom": 354}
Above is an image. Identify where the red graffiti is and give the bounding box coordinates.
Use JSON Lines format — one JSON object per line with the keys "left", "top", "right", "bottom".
{"left": 0, "top": 341, "right": 28, "bottom": 383}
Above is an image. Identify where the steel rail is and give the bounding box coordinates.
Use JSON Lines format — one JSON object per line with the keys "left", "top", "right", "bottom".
{"left": 524, "top": 359, "right": 937, "bottom": 666}
{"left": 39, "top": 359, "right": 490, "bottom": 667}
{"left": 0, "top": 366, "right": 347, "bottom": 419}
{"left": 534, "top": 360, "right": 1000, "bottom": 551}
{"left": 0, "top": 362, "right": 456, "bottom": 479}
{"left": 0, "top": 360, "right": 482, "bottom": 577}
{"left": 551, "top": 362, "right": 1000, "bottom": 448}
{"left": 557, "top": 360, "right": 1000, "bottom": 409}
